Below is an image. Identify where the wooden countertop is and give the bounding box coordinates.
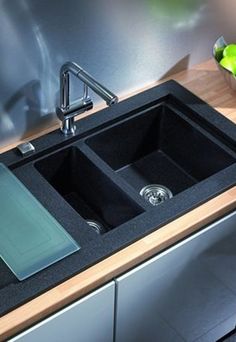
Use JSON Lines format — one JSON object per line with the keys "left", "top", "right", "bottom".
{"left": 0, "top": 59, "right": 236, "bottom": 340}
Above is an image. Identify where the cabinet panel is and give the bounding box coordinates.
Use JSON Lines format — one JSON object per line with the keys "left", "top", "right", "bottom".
{"left": 11, "top": 281, "right": 115, "bottom": 342}
{"left": 115, "top": 211, "right": 236, "bottom": 342}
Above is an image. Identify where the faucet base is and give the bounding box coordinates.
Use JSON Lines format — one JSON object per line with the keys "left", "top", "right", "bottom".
{"left": 61, "top": 117, "right": 76, "bottom": 135}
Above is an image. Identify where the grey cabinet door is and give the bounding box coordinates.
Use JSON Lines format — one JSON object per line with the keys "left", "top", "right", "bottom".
{"left": 11, "top": 281, "right": 115, "bottom": 342}
{"left": 115, "top": 211, "right": 236, "bottom": 342}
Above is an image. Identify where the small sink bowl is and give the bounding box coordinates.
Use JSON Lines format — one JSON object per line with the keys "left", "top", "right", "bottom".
{"left": 35, "top": 147, "right": 143, "bottom": 232}
{"left": 86, "top": 102, "right": 235, "bottom": 199}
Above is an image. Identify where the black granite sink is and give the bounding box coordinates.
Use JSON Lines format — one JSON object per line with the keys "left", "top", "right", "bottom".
{"left": 0, "top": 80, "right": 235, "bottom": 317}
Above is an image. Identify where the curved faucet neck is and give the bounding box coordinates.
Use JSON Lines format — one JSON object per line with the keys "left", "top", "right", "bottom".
{"left": 57, "top": 61, "right": 118, "bottom": 135}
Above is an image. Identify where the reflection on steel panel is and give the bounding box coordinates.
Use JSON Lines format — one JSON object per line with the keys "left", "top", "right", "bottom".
{"left": 0, "top": 0, "right": 234, "bottom": 148}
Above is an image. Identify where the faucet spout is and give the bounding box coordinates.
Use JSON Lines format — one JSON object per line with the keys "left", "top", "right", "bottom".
{"left": 57, "top": 62, "right": 118, "bottom": 135}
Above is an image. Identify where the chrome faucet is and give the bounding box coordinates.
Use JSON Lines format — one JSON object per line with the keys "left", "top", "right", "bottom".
{"left": 56, "top": 61, "right": 118, "bottom": 135}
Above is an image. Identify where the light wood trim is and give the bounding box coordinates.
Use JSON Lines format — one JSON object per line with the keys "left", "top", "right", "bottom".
{"left": 1, "top": 58, "right": 236, "bottom": 154}
{"left": 0, "top": 187, "right": 235, "bottom": 340}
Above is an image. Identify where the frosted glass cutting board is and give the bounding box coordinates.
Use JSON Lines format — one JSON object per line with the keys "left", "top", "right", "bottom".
{"left": 0, "top": 163, "right": 80, "bottom": 280}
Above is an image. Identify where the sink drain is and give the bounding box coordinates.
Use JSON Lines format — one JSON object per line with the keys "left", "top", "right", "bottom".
{"left": 139, "top": 184, "right": 173, "bottom": 206}
{"left": 86, "top": 220, "right": 105, "bottom": 234}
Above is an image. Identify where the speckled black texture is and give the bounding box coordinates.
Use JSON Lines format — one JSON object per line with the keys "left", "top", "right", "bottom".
{"left": 0, "top": 80, "right": 235, "bottom": 316}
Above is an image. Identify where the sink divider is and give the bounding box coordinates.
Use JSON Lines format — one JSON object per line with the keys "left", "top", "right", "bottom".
{"left": 76, "top": 142, "right": 150, "bottom": 212}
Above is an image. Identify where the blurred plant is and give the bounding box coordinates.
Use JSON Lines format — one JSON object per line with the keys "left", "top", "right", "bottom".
{"left": 148, "top": 0, "right": 204, "bottom": 21}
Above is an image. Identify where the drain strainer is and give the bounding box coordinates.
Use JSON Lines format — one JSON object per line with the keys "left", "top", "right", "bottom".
{"left": 140, "top": 184, "right": 173, "bottom": 206}
{"left": 86, "top": 220, "right": 105, "bottom": 234}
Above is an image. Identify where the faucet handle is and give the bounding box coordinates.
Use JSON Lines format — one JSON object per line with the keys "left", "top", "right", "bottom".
{"left": 56, "top": 97, "right": 93, "bottom": 122}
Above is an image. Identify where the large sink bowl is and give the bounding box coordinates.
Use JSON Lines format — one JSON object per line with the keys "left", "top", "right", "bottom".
{"left": 86, "top": 102, "right": 235, "bottom": 198}
{"left": 0, "top": 80, "right": 235, "bottom": 317}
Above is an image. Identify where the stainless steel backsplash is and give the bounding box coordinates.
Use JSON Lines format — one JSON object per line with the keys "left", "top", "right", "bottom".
{"left": 0, "top": 0, "right": 235, "bottom": 148}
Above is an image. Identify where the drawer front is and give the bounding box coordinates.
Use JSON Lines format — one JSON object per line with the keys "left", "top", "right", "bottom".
{"left": 11, "top": 281, "right": 115, "bottom": 342}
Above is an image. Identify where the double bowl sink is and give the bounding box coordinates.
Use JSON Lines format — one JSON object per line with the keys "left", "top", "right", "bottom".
{"left": 0, "top": 80, "right": 236, "bottom": 315}
{"left": 35, "top": 99, "right": 235, "bottom": 232}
